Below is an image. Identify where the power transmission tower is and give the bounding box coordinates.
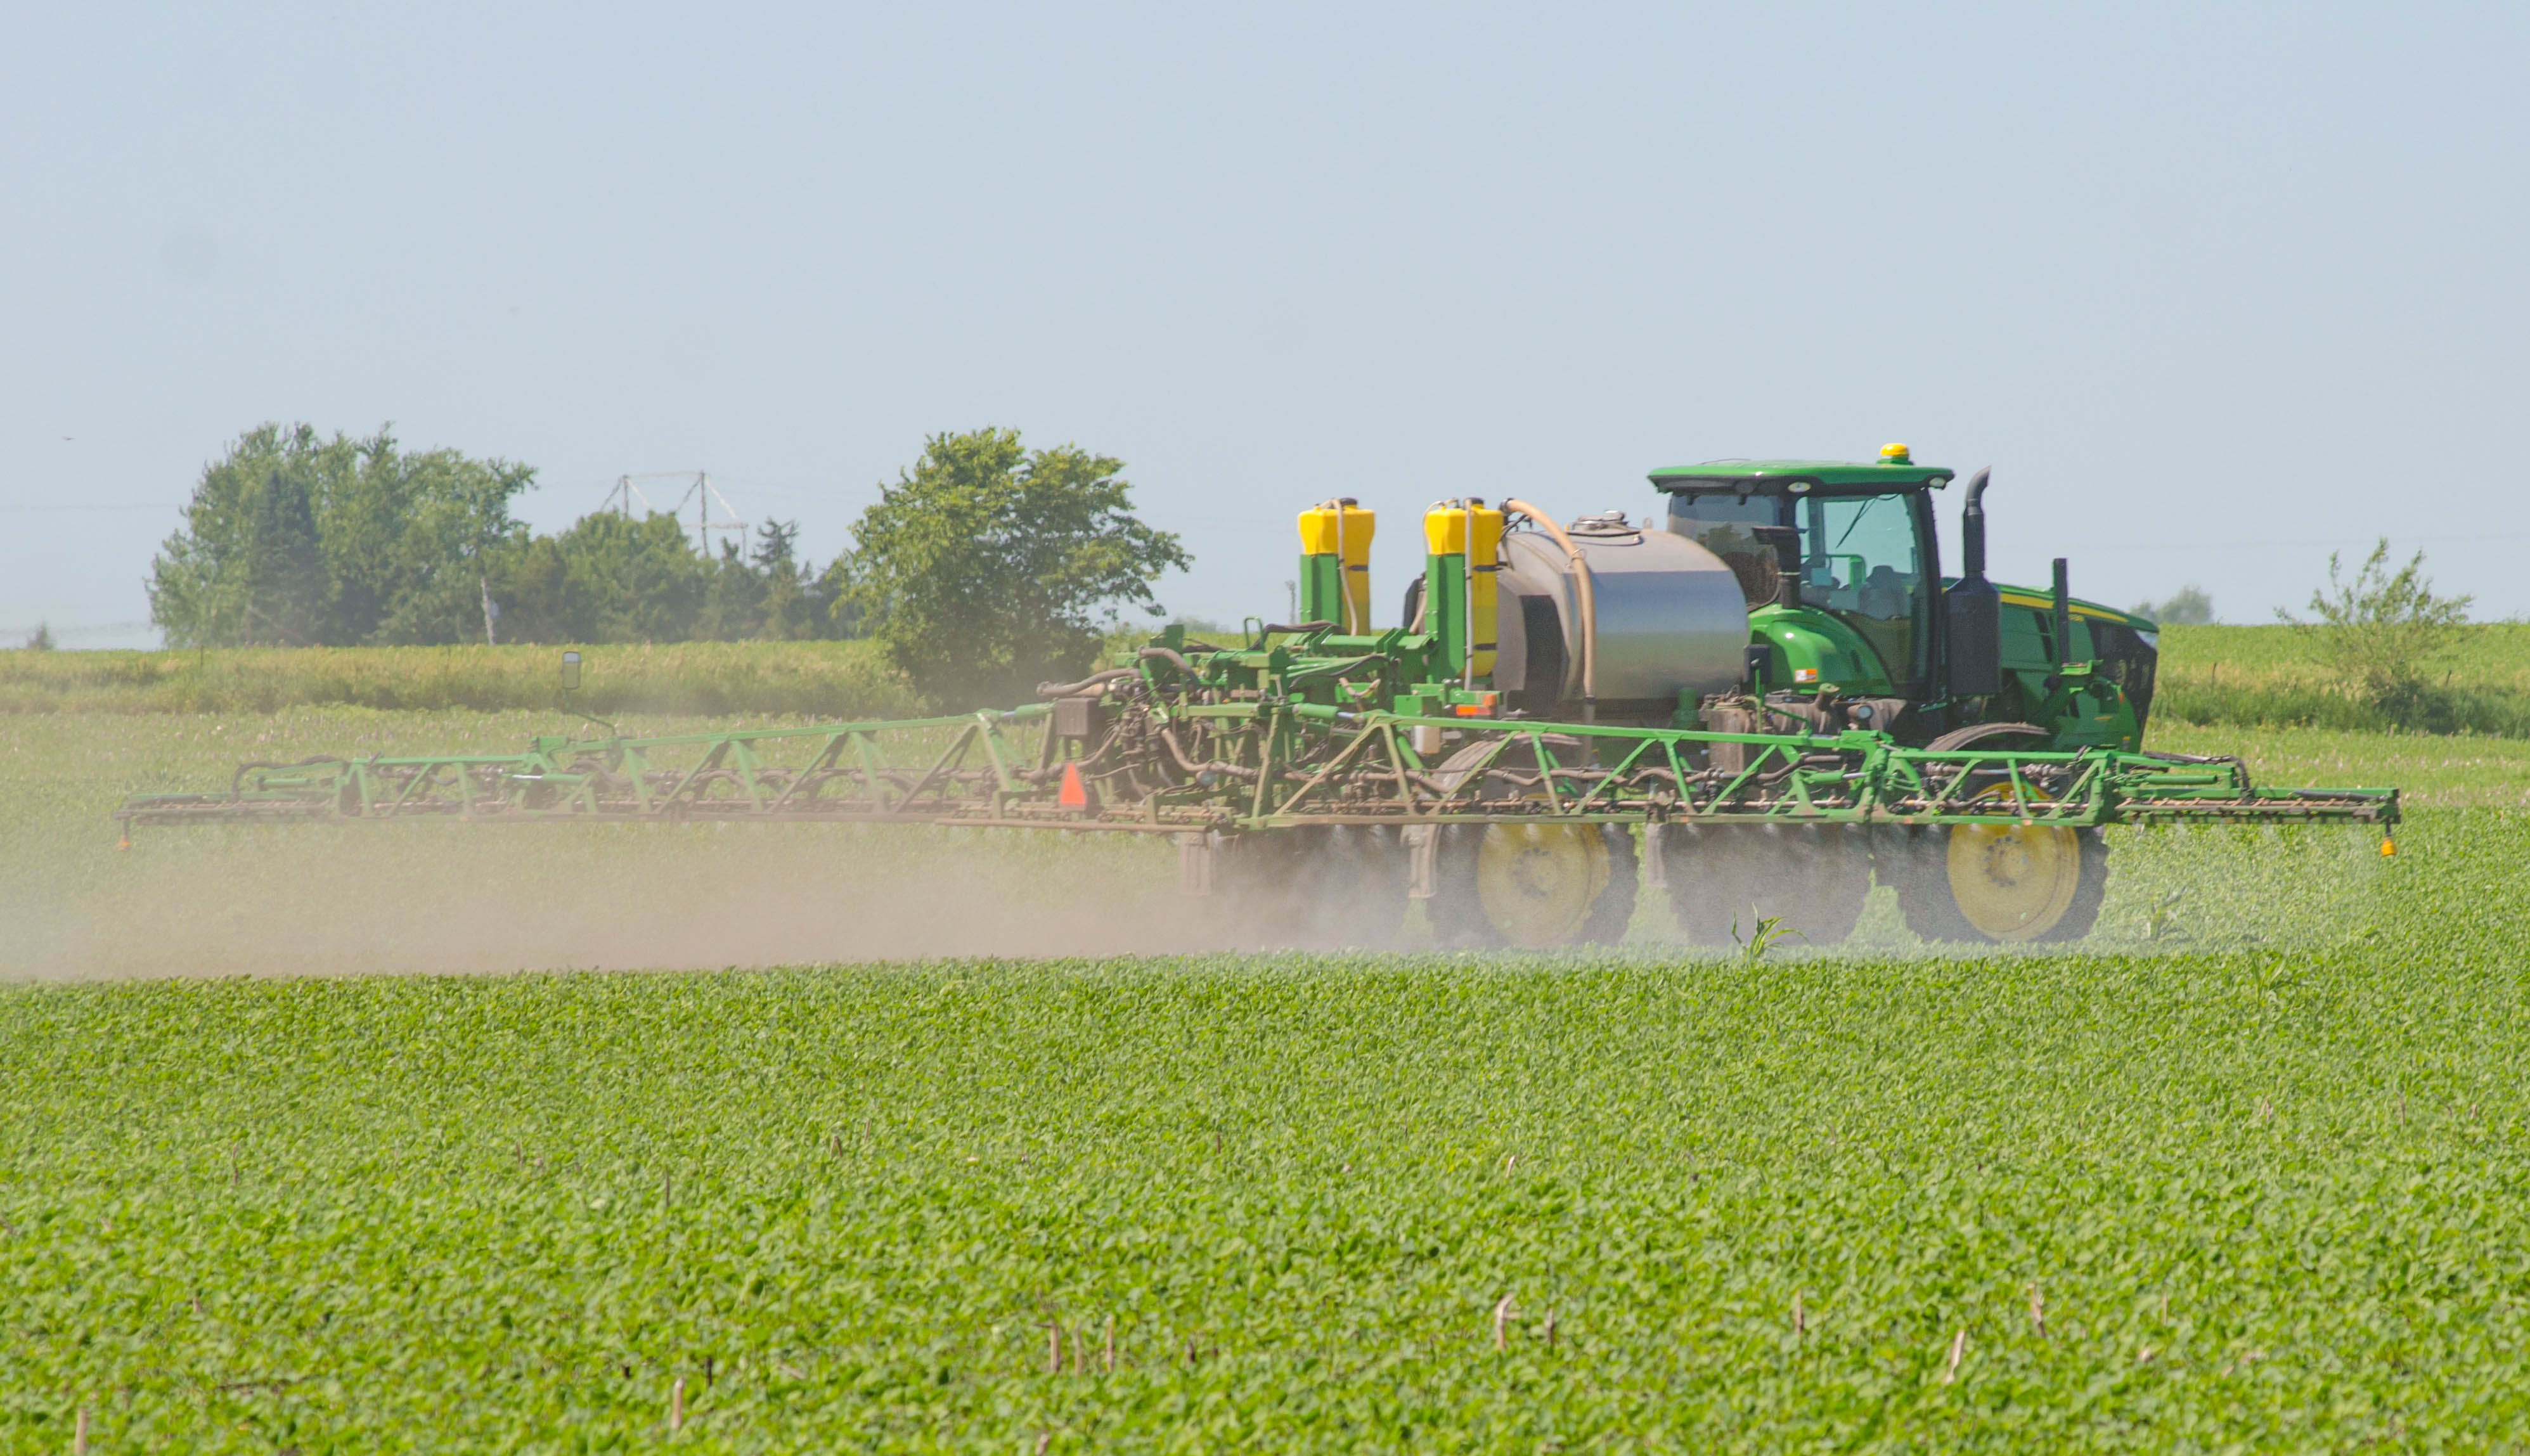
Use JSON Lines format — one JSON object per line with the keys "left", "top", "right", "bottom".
{"left": 606, "top": 472, "right": 749, "bottom": 555}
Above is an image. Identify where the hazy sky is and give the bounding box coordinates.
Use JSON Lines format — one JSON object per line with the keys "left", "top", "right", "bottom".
{"left": 5, "top": 2, "right": 2524, "bottom": 646}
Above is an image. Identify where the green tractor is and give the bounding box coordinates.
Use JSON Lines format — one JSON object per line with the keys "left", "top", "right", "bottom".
{"left": 1634, "top": 444, "right": 2162, "bottom": 947}
{"left": 1657, "top": 445, "right": 2155, "bottom": 755}
{"left": 1371, "top": 443, "right": 2165, "bottom": 947}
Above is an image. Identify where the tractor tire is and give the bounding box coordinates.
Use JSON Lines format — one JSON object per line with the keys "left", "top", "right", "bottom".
{"left": 1418, "top": 735, "right": 1637, "bottom": 949}
{"left": 1214, "top": 826, "right": 1410, "bottom": 950}
{"left": 1667, "top": 822, "right": 1873, "bottom": 949}
{"left": 1878, "top": 822, "right": 2109, "bottom": 945}
{"left": 1428, "top": 821, "right": 1637, "bottom": 949}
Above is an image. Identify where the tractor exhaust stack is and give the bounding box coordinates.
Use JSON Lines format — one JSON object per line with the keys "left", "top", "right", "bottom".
{"left": 2053, "top": 557, "right": 2072, "bottom": 671}
{"left": 1944, "top": 468, "right": 2002, "bottom": 697}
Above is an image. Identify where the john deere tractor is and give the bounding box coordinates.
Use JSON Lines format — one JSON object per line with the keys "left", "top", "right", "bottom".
{"left": 1654, "top": 446, "right": 2155, "bottom": 753}
{"left": 1634, "top": 446, "right": 2165, "bottom": 944}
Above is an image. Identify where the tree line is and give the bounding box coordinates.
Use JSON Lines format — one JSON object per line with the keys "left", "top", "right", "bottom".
{"left": 149, "top": 423, "right": 1189, "bottom": 706}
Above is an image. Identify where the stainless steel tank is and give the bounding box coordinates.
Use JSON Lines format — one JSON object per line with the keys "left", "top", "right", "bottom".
{"left": 1494, "top": 512, "right": 1749, "bottom": 716}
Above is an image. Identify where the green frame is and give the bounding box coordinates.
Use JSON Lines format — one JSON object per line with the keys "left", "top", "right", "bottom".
{"left": 120, "top": 700, "right": 2394, "bottom": 837}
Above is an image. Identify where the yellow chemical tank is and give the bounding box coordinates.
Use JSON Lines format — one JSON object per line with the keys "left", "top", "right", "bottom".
{"left": 1296, "top": 499, "right": 1376, "bottom": 633}
{"left": 1423, "top": 499, "right": 1504, "bottom": 680}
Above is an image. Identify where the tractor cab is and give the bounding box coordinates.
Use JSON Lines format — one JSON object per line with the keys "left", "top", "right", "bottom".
{"left": 1651, "top": 446, "right": 2154, "bottom": 750}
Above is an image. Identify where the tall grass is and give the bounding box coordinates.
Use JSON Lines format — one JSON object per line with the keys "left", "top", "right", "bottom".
{"left": 0, "top": 640, "right": 920, "bottom": 718}
{"left": 15, "top": 623, "right": 2530, "bottom": 736}
{"left": 2156, "top": 622, "right": 2530, "bottom": 734}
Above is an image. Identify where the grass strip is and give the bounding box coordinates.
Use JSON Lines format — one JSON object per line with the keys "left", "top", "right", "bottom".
{"left": 0, "top": 640, "right": 920, "bottom": 718}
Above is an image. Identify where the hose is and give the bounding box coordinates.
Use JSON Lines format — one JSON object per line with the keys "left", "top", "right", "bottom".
{"left": 1157, "top": 722, "right": 1260, "bottom": 780}
{"left": 1035, "top": 667, "right": 1137, "bottom": 699}
{"left": 1278, "top": 654, "right": 1382, "bottom": 686}
{"left": 1501, "top": 499, "right": 1597, "bottom": 725}
{"left": 1137, "top": 647, "right": 1199, "bottom": 678}
{"left": 1316, "top": 497, "right": 1365, "bottom": 634}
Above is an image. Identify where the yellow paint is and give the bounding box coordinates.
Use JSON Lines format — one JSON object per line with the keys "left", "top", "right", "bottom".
{"left": 1424, "top": 501, "right": 1502, "bottom": 677}
{"left": 1296, "top": 501, "right": 1376, "bottom": 632}
{"left": 1999, "top": 593, "right": 2127, "bottom": 622}
{"left": 1946, "top": 786, "right": 2084, "bottom": 940}
{"left": 1297, "top": 501, "right": 1374, "bottom": 558}
{"left": 1422, "top": 500, "right": 1503, "bottom": 558}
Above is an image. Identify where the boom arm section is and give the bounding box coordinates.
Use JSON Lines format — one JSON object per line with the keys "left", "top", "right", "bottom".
{"left": 118, "top": 655, "right": 2396, "bottom": 837}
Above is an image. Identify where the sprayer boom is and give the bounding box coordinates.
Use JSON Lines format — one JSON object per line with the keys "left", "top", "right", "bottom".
{"left": 117, "top": 460, "right": 2403, "bottom": 949}
{"left": 119, "top": 694, "right": 2391, "bottom": 835}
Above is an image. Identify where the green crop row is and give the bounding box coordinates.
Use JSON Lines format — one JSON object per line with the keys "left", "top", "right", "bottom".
{"left": 5, "top": 797, "right": 2528, "bottom": 1448}
{"left": 0, "top": 640, "right": 920, "bottom": 718}
{"left": 1, "top": 705, "right": 2524, "bottom": 1445}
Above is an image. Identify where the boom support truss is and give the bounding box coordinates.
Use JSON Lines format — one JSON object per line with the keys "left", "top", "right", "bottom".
{"left": 118, "top": 701, "right": 2396, "bottom": 835}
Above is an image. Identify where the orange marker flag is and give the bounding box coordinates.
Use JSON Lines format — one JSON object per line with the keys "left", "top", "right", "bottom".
{"left": 1058, "top": 761, "right": 1088, "bottom": 809}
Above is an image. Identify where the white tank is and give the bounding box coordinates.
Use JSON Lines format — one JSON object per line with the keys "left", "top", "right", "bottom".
{"left": 1493, "top": 513, "right": 1750, "bottom": 715}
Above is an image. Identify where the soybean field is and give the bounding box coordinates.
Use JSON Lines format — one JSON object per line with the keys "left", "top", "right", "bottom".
{"left": 4, "top": 702, "right": 2530, "bottom": 1447}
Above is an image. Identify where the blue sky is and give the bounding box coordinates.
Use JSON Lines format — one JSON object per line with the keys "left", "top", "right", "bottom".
{"left": 4, "top": 1, "right": 2523, "bottom": 645}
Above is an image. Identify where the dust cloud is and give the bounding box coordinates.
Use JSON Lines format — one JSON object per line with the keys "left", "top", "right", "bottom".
{"left": 0, "top": 816, "right": 2391, "bottom": 982}
{"left": 1, "top": 821, "right": 1249, "bottom": 981}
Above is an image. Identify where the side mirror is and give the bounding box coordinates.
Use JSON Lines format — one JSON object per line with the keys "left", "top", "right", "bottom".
{"left": 560, "top": 650, "right": 582, "bottom": 692}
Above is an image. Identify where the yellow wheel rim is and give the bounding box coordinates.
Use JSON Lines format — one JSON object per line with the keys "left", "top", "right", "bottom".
{"left": 1945, "top": 791, "right": 2082, "bottom": 941}
{"left": 1475, "top": 823, "right": 1610, "bottom": 948}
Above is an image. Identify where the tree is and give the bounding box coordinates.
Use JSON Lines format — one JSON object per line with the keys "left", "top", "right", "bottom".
{"left": 2279, "top": 539, "right": 2472, "bottom": 719}
{"left": 740, "top": 521, "right": 834, "bottom": 640}
{"left": 844, "top": 428, "right": 1190, "bottom": 705}
{"left": 149, "top": 424, "right": 532, "bottom": 647}
{"left": 682, "top": 521, "right": 828, "bottom": 641}
{"left": 486, "top": 511, "right": 710, "bottom": 645}
{"left": 356, "top": 441, "right": 538, "bottom": 644}
{"left": 2129, "top": 586, "right": 2213, "bottom": 626}
{"left": 244, "top": 467, "right": 326, "bottom": 645}
{"left": 153, "top": 421, "right": 1182, "bottom": 658}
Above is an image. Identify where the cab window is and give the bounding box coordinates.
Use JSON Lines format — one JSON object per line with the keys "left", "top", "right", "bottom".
{"left": 1800, "top": 493, "right": 1930, "bottom": 683}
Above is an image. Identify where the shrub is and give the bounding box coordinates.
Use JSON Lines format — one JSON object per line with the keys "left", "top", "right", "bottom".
{"left": 2276, "top": 540, "right": 2473, "bottom": 729}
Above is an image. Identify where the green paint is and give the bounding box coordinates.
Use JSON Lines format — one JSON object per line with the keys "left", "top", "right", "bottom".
{"left": 1297, "top": 550, "right": 1346, "bottom": 629}
{"left": 1748, "top": 605, "right": 1897, "bottom": 697}
{"left": 1650, "top": 459, "right": 1958, "bottom": 490}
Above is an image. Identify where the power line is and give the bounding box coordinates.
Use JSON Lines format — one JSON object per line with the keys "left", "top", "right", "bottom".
{"left": 0, "top": 619, "right": 157, "bottom": 642}
{"left": 2058, "top": 534, "right": 2527, "bottom": 555}
{"left": 5, "top": 503, "right": 178, "bottom": 512}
